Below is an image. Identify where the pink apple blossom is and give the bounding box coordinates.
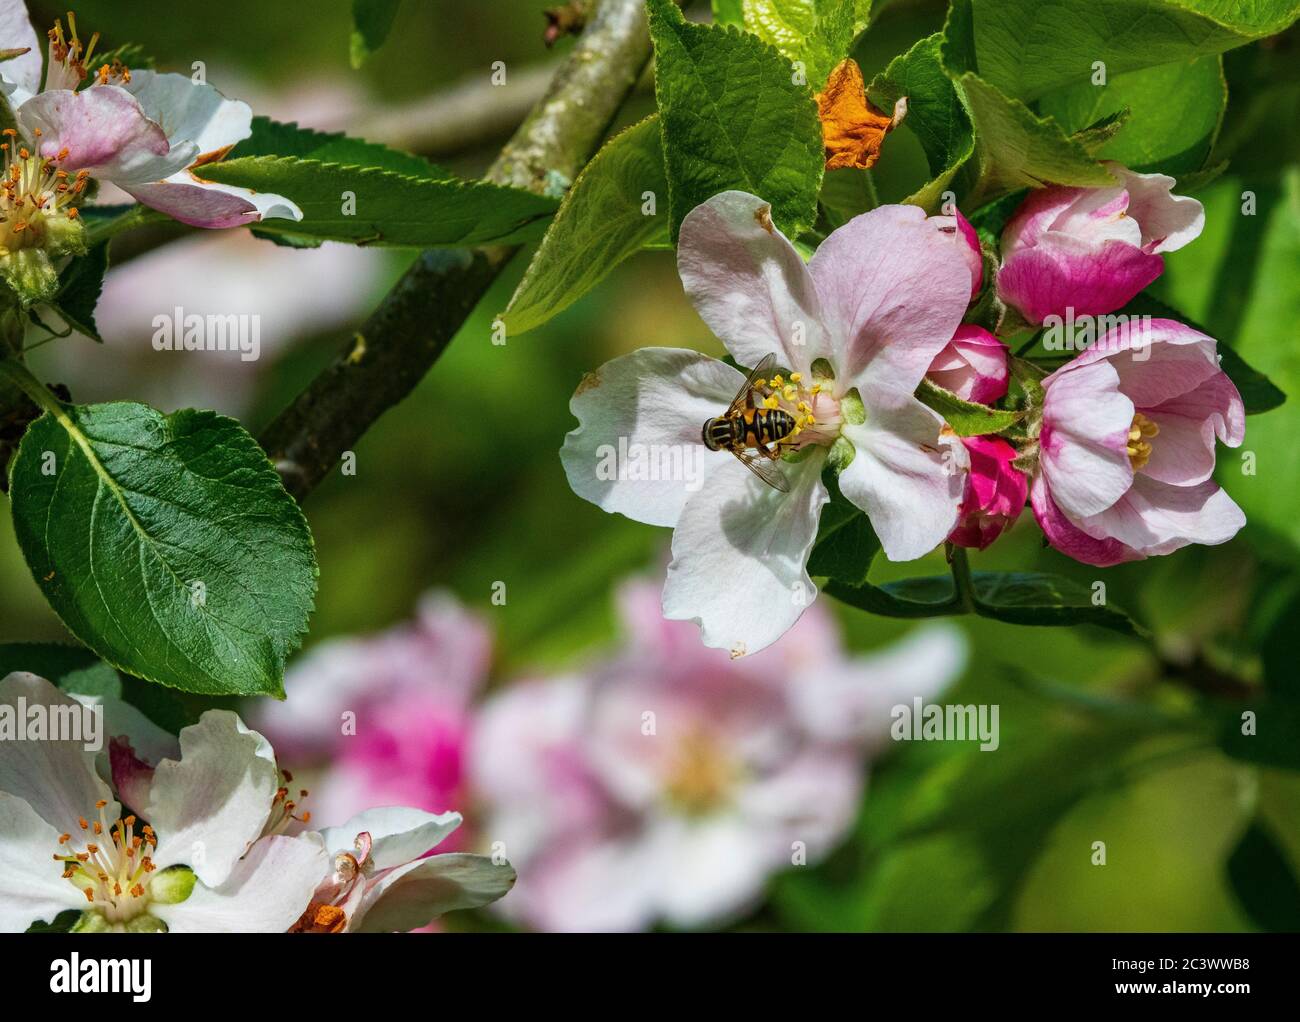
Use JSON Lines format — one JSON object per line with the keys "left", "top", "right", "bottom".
{"left": 562, "top": 191, "right": 974, "bottom": 657}
{"left": 926, "top": 325, "right": 1010, "bottom": 404}
{"left": 996, "top": 163, "right": 1204, "bottom": 325}
{"left": 948, "top": 435, "right": 1028, "bottom": 550}
{"left": 0, "top": 2, "right": 301, "bottom": 229}
{"left": 251, "top": 593, "right": 488, "bottom": 835}
{"left": 1031, "top": 319, "right": 1245, "bottom": 566}
{"left": 469, "top": 581, "right": 965, "bottom": 932}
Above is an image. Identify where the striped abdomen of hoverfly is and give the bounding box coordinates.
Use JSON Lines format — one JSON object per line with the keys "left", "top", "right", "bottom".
{"left": 702, "top": 407, "right": 796, "bottom": 451}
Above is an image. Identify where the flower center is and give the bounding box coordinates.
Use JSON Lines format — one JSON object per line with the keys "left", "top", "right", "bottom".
{"left": 664, "top": 731, "right": 736, "bottom": 815}
{"left": 1127, "top": 411, "right": 1159, "bottom": 471}
{"left": 753, "top": 370, "right": 843, "bottom": 453}
{"left": 54, "top": 800, "right": 158, "bottom": 923}
{"left": 0, "top": 128, "right": 88, "bottom": 251}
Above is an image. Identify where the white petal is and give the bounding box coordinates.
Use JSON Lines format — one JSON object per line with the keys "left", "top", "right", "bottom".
{"left": 152, "top": 834, "right": 328, "bottom": 934}
{"left": 145, "top": 710, "right": 279, "bottom": 888}
{"left": 118, "top": 71, "right": 252, "bottom": 159}
{"left": 838, "top": 393, "right": 968, "bottom": 561}
{"left": 791, "top": 624, "right": 966, "bottom": 747}
{"left": 561, "top": 347, "right": 740, "bottom": 528}
{"left": 677, "top": 190, "right": 828, "bottom": 372}
{"left": 0, "top": 0, "right": 42, "bottom": 106}
{"left": 352, "top": 853, "right": 517, "bottom": 932}
{"left": 0, "top": 673, "right": 115, "bottom": 831}
{"left": 0, "top": 792, "right": 86, "bottom": 932}
{"left": 809, "top": 204, "right": 971, "bottom": 392}
{"left": 663, "top": 451, "right": 828, "bottom": 657}
{"left": 320, "top": 806, "right": 462, "bottom": 870}
{"left": 646, "top": 814, "right": 774, "bottom": 929}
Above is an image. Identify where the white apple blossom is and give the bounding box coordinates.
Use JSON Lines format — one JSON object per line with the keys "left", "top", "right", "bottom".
{"left": 0, "top": 672, "right": 326, "bottom": 933}
{"left": 561, "top": 191, "right": 975, "bottom": 656}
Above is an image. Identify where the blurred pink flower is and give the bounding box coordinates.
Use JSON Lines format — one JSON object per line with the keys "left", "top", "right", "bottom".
{"left": 469, "top": 582, "right": 964, "bottom": 932}
{"left": 252, "top": 593, "right": 490, "bottom": 837}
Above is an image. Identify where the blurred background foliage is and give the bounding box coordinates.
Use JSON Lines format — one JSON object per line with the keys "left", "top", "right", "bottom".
{"left": 2, "top": 0, "right": 1298, "bottom": 931}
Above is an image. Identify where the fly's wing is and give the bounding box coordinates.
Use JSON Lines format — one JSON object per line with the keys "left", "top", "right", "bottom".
{"left": 728, "top": 447, "right": 791, "bottom": 493}
{"left": 725, "top": 352, "right": 778, "bottom": 417}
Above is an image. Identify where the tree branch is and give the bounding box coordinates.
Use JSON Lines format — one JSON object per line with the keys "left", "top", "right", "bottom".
{"left": 260, "top": 0, "right": 654, "bottom": 500}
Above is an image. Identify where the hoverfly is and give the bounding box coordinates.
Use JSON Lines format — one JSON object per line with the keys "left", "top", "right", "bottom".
{"left": 701, "top": 352, "right": 794, "bottom": 493}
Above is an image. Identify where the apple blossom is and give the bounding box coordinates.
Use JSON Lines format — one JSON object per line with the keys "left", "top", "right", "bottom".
{"left": 561, "top": 191, "right": 974, "bottom": 657}
{"left": 470, "top": 580, "right": 965, "bottom": 932}
{"left": 0, "top": 1, "right": 302, "bottom": 301}
{"left": 1030, "top": 319, "right": 1245, "bottom": 566}
{"left": 948, "top": 435, "right": 1028, "bottom": 550}
{"left": 252, "top": 592, "right": 487, "bottom": 834}
{"left": 996, "top": 161, "right": 1204, "bottom": 325}
{"left": 0, "top": 671, "right": 327, "bottom": 933}
{"left": 291, "top": 807, "right": 516, "bottom": 933}
{"left": 926, "top": 324, "right": 1010, "bottom": 404}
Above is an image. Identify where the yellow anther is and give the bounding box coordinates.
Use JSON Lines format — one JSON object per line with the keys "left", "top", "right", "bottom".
{"left": 789, "top": 372, "right": 802, "bottom": 383}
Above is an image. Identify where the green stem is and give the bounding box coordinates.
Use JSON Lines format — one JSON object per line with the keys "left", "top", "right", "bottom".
{"left": 0, "top": 356, "right": 63, "bottom": 415}
{"left": 84, "top": 205, "right": 167, "bottom": 248}
{"left": 863, "top": 168, "right": 881, "bottom": 210}
{"left": 950, "top": 545, "right": 976, "bottom": 613}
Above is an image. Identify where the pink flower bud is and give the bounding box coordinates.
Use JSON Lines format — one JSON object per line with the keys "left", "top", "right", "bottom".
{"left": 948, "top": 435, "right": 1028, "bottom": 550}
{"left": 926, "top": 325, "right": 1010, "bottom": 404}
{"left": 995, "top": 162, "right": 1204, "bottom": 325}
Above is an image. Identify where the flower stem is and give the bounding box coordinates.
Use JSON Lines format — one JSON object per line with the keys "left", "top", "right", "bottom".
{"left": 949, "top": 545, "right": 977, "bottom": 613}
{"left": 0, "top": 356, "right": 63, "bottom": 415}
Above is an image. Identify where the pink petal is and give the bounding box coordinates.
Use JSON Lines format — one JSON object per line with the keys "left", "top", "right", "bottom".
{"left": 123, "top": 173, "right": 301, "bottom": 228}
{"left": 20, "top": 86, "right": 195, "bottom": 184}
{"left": 1069, "top": 318, "right": 1223, "bottom": 409}
{"left": 1074, "top": 475, "right": 1246, "bottom": 557}
{"left": 1030, "top": 474, "right": 1141, "bottom": 567}
{"left": 1039, "top": 359, "right": 1134, "bottom": 518}
{"left": 1142, "top": 373, "right": 1245, "bottom": 486}
{"left": 677, "top": 190, "right": 828, "bottom": 373}
{"left": 996, "top": 233, "right": 1163, "bottom": 324}
{"left": 926, "top": 324, "right": 1009, "bottom": 404}
{"left": 1108, "top": 163, "right": 1205, "bottom": 252}
{"left": 810, "top": 204, "right": 971, "bottom": 392}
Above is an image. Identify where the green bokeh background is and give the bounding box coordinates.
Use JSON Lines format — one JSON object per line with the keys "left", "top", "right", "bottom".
{"left": 2, "top": 0, "right": 1298, "bottom": 931}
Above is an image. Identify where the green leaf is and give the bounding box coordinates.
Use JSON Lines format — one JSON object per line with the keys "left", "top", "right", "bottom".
{"left": 808, "top": 484, "right": 881, "bottom": 584}
{"left": 1219, "top": 702, "right": 1300, "bottom": 771}
{"left": 0, "top": 642, "right": 120, "bottom": 698}
{"left": 502, "top": 117, "right": 668, "bottom": 335}
{"left": 969, "top": 571, "right": 1146, "bottom": 637}
{"left": 1038, "top": 56, "right": 1227, "bottom": 175}
{"left": 712, "top": 0, "right": 745, "bottom": 26}
{"left": 350, "top": 0, "right": 402, "bottom": 68}
{"left": 951, "top": 71, "right": 1116, "bottom": 206}
{"left": 1120, "top": 291, "right": 1286, "bottom": 414}
{"left": 230, "top": 116, "right": 452, "bottom": 181}
{"left": 916, "top": 378, "right": 1023, "bottom": 436}
{"left": 956, "top": 0, "right": 1300, "bottom": 103}
{"left": 7, "top": 401, "right": 317, "bottom": 697}
{"left": 740, "top": 0, "right": 864, "bottom": 89}
{"left": 52, "top": 243, "right": 109, "bottom": 343}
{"left": 647, "top": 0, "right": 825, "bottom": 242}
{"left": 1227, "top": 819, "right": 1300, "bottom": 931}
{"left": 825, "top": 573, "right": 960, "bottom": 618}
{"left": 195, "top": 156, "right": 558, "bottom": 248}
{"left": 827, "top": 569, "right": 1145, "bottom": 636}
{"left": 867, "top": 33, "right": 974, "bottom": 210}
